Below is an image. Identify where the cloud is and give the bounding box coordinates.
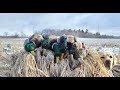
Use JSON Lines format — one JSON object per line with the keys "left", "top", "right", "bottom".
{"left": 0, "top": 13, "right": 120, "bottom": 36}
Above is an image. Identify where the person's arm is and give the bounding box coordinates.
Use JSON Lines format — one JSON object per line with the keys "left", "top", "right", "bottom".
{"left": 53, "top": 44, "right": 61, "bottom": 57}
{"left": 69, "top": 44, "right": 77, "bottom": 54}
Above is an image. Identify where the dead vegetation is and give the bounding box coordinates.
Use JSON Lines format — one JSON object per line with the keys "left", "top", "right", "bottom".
{"left": 11, "top": 51, "right": 49, "bottom": 77}
{"left": 0, "top": 54, "right": 12, "bottom": 77}
{"left": 109, "top": 64, "right": 120, "bottom": 77}
{"left": 0, "top": 38, "right": 120, "bottom": 77}
{"left": 0, "top": 45, "right": 116, "bottom": 77}
{"left": 4, "top": 48, "right": 111, "bottom": 77}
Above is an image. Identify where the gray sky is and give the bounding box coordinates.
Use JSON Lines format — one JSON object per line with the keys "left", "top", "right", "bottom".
{"left": 0, "top": 13, "right": 120, "bottom": 36}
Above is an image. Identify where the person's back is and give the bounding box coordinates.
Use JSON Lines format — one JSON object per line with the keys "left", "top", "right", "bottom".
{"left": 41, "top": 34, "right": 51, "bottom": 49}
{"left": 41, "top": 34, "right": 57, "bottom": 50}
{"left": 24, "top": 34, "right": 43, "bottom": 56}
{"left": 52, "top": 35, "right": 68, "bottom": 63}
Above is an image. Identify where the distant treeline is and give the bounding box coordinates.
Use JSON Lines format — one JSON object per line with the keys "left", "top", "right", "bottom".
{"left": 0, "top": 32, "right": 28, "bottom": 38}
{"left": 0, "top": 36, "right": 28, "bottom": 38}
{"left": 1, "top": 29, "right": 120, "bottom": 39}
{"left": 41, "top": 29, "right": 119, "bottom": 39}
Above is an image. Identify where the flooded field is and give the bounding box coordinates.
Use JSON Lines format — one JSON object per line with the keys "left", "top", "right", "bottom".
{"left": 0, "top": 37, "right": 120, "bottom": 55}
{"left": 77, "top": 38, "right": 120, "bottom": 47}
{"left": 78, "top": 38, "right": 120, "bottom": 55}
{"left": 1, "top": 37, "right": 120, "bottom": 46}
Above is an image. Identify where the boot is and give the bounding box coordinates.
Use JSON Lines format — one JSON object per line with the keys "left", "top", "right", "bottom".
{"left": 60, "top": 53, "right": 64, "bottom": 60}
{"left": 30, "top": 51, "right": 36, "bottom": 56}
{"left": 54, "top": 56, "right": 60, "bottom": 63}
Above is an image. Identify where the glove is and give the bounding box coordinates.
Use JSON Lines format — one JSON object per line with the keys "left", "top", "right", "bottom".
{"left": 72, "top": 44, "right": 77, "bottom": 49}
{"left": 30, "top": 51, "right": 36, "bottom": 56}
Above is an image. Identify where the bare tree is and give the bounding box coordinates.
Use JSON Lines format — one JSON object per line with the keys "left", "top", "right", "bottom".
{"left": 81, "top": 30, "right": 84, "bottom": 33}
{"left": 20, "top": 31, "right": 26, "bottom": 37}
{"left": 85, "top": 29, "right": 88, "bottom": 34}
{"left": 4, "top": 32, "right": 8, "bottom": 37}
{"left": 13, "top": 32, "right": 19, "bottom": 38}
{"left": 96, "top": 32, "right": 100, "bottom": 36}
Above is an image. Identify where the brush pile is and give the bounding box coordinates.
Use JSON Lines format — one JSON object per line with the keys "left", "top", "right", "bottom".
{"left": 9, "top": 48, "right": 111, "bottom": 77}
{"left": 0, "top": 54, "right": 12, "bottom": 77}
{"left": 11, "top": 50, "right": 49, "bottom": 77}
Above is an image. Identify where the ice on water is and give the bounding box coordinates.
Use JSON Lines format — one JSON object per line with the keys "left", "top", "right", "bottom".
{"left": 92, "top": 46, "right": 120, "bottom": 56}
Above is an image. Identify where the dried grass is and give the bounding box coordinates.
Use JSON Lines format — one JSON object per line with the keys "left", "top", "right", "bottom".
{"left": 11, "top": 51, "right": 49, "bottom": 77}
{"left": 109, "top": 64, "right": 120, "bottom": 77}
{"left": 0, "top": 38, "right": 119, "bottom": 77}
{"left": 0, "top": 44, "right": 112, "bottom": 77}
{"left": 0, "top": 55, "right": 11, "bottom": 77}
{"left": 9, "top": 48, "right": 111, "bottom": 77}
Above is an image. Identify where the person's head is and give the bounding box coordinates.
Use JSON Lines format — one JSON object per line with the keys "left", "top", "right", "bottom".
{"left": 58, "top": 35, "right": 67, "bottom": 50}
{"left": 42, "top": 34, "right": 49, "bottom": 39}
{"left": 30, "top": 34, "right": 43, "bottom": 47}
{"left": 30, "top": 34, "right": 43, "bottom": 41}
{"left": 59, "top": 35, "right": 67, "bottom": 44}
{"left": 66, "top": 35, "right": 76, "bottom": 43}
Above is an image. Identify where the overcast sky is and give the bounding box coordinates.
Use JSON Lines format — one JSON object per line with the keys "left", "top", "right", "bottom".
{"left": 0, "top": 13, "right": 120, "bottom": 36}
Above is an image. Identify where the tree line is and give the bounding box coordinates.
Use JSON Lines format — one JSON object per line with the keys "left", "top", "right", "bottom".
{"left": 0, "top": 31, "right": 28, "bottom": 38}
{"left": 41, "top": 29, "right": 115, "bottom": 38}
{"left": 0, "top": 29, "right": 119, "bottom": 39}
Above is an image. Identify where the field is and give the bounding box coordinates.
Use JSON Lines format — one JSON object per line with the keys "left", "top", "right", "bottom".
{"left": 0, "top": 38, "right": 120, "bottom": 77}
{"left": 0, "top": 38, "right": 25, "bottom": 55}
{"left": 1, "top": 37, "right": 120, "bottom": 52}
{"left": 78, "top": 38, "right": 120, "bottom": 47}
